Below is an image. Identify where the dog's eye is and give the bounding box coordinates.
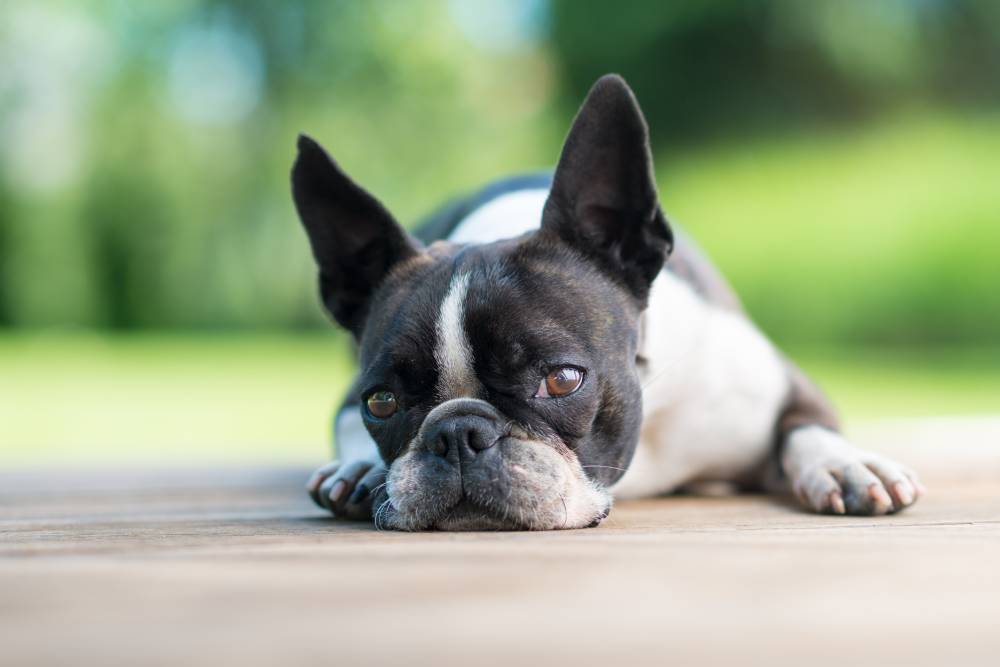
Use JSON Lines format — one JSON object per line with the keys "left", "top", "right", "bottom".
{"left": 535, "top": 367, "right": 584, "bottom": 398}
{"left": 366, "top": 390, "right": 398, "bottom": 419}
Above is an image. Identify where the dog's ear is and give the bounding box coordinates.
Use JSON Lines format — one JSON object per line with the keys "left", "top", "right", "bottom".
{"left": 292, "top": 134, "right": 423, "bottom": 335}
{"left": 541, "top": 74, "right": 673, "bottom": 303}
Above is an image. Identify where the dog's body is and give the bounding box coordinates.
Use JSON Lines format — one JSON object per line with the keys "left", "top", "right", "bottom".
{"left": 295, "top": 75, "right": 921, "bottom": 530}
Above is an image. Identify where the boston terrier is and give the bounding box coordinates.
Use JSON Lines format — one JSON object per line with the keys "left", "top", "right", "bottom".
{"left": 292, "top": 74, "right": 923, "bottom": 530}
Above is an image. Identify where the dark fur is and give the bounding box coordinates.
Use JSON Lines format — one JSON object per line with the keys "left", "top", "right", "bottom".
{"left": 292, "top": 135, "right": 423, "bottom": 335}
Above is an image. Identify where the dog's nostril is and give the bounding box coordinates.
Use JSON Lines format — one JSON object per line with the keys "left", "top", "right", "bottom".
{"left": 427, "top": 416, "right": 498, "bottom": 457}
{"left": 465, "top": 427, "right": 497, "bottom": 452}
{"left": 428, "top": 434, "right": 449, "bottom": 457}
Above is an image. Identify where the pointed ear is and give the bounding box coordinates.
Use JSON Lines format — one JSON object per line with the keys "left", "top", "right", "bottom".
{"left": 291, "top": 134, "right": 423, "bottom": 334}
{"left": 541, "top": 74, "right": 673, "bottom": 302}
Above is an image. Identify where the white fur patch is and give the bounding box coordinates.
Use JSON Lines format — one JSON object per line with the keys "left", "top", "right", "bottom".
{"left": 448, "top": 190, "right": 549, "bottom": 244}
{"left": 435, "top": 272, "right": 476, "bottom": 398}
{"left": 611, "top": 271, "right": 790, "bottom": 499}
{"left": 784, "top": 425, "right": 861, "bottom": 474}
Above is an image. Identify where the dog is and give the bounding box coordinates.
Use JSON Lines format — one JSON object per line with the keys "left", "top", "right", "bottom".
{"left": 292, "top": 74, "right": 923, "bottom": 530}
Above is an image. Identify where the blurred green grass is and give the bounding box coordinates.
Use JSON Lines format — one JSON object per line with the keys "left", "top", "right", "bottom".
{"left": 659, "top": 111, "right": 1000, "bottom": 346}
{"left": 0, "top": 334, "right": 996, "bottom": 465}
{"left": 0, "top": 334, "right": 352, "bottom": 465}
{"left": 791, "top": 345, "right": 1000, "bottom": 418}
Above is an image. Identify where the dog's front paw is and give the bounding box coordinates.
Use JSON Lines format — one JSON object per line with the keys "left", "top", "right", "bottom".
{"left": 306, "top": 459, "right": 386, "bottom": 520}
{"left": 784, "top": 426, "right": 925, "bottom": 515}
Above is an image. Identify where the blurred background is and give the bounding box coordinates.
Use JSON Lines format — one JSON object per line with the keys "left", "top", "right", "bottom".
{"left": 1, "top": 0, "right": 997, "bottom": 466}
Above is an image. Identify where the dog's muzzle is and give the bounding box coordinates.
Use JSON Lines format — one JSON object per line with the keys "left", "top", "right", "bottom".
{"left": 378, "top": 397, "right": 611, "bottom": 531}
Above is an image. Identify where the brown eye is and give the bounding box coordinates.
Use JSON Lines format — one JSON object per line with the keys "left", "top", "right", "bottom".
{"left": 536, "top": 367, "right": 584, "bottom": 398}
{"left": 366, "top": 390, "right": 398, "bottom": 419}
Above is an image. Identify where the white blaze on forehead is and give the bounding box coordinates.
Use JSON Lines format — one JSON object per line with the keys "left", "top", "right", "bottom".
{"left": 435, "top": 272, "right": 476, "bottom": 397}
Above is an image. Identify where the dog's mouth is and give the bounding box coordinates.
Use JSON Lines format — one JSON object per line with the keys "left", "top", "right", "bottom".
{"left": 376, "top": 436, "right": 612, "bottom": 531}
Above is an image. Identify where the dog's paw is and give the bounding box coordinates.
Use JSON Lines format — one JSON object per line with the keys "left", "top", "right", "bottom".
{"left": 306, "top": 459, "right": 387, "bottom": 520}
{"left": 784, "top": 426, "right": 925, "bottom": 516}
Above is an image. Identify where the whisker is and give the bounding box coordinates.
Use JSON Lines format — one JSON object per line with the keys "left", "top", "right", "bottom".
{"left": 581, "top": 464, "right": 627, "bottom": 472}
{"left": 373, "top": 497, "right": 391, "bottom": 531}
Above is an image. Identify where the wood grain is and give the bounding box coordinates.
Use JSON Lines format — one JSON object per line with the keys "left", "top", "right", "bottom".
{"left": 1, "top": 450, "right": 998, "bottom": 667}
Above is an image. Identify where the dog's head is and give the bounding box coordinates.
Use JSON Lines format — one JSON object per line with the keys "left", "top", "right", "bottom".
{"left": 291, "top": 75, "right": 672, "bottom": 529}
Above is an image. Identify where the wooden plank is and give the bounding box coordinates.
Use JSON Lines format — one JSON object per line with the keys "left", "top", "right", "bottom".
{"left": 1, "top": 462, "right": 999, "bottom": 667}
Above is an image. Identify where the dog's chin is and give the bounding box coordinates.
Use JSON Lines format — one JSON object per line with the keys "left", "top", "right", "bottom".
{"left": 431, "top": 498, "right": 534, "bottom": 531}
{"left": 382, "top": 495, "right": 611, "bottom": 532}
{"left": 377, "top": 437, "right": 613, "bottom": 531}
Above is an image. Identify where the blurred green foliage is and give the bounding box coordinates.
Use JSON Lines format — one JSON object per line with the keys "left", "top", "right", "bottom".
{"left": 0, "top": 0, "right": 998, "bottom": 345}
{"left": 666, "top": 112, "right": 1000, "bottom": 346}
{"left": 551, "top": 0, "right": 1000, "bottom": 140}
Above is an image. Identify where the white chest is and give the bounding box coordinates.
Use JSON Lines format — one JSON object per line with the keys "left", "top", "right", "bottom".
{"left": 611, "top": 271, "right": 790, "bottom": 499}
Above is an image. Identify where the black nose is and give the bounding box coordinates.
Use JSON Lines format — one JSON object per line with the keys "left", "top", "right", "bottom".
{"left": 426, "top": 414, "right": 502, "bottom": 458}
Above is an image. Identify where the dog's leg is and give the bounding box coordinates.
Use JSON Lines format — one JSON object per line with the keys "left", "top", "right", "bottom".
{"left": 770, "top": 363, "right": 924, "bottom": 515}
{"left": 306, "top": 403, "right": 385, "bottom": 520}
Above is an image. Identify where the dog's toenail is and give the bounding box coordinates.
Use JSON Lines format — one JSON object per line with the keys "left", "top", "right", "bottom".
{"left": 329, "top": 480, "right": 348, "bottom": 503}
{"left": 894, "top": 482, "right": 913, "bottom": 506}
{"left": 868, "top": 484, "right": 892, "bottom": 509}
{"left": 830, "top": 492, "right": 846, "bottom": 515}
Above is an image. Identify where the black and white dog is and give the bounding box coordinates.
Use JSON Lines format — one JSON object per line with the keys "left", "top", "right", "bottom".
{"left": 293, "top": 75, "right": 923, "bottom": 530}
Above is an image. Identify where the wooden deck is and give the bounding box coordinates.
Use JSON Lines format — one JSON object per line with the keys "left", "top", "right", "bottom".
{"left": 2, "top": 431, "right": 999, "bottom": 666}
